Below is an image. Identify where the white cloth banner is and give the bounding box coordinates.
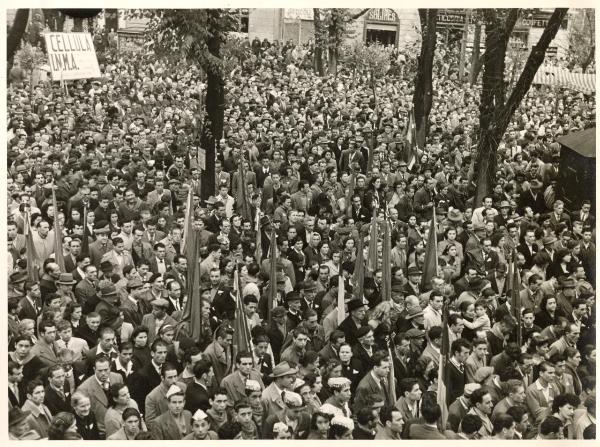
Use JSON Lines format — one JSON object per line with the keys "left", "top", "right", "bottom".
{"left": 43, "top": 32, "right": 101, "bottom": 81}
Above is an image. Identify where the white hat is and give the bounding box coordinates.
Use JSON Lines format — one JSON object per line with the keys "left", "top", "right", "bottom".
{"left": 319, "top": 403, "right": 340, "bottom": 417}
{"left": 331, "top": 415, "right": 354, "bottom": 431}
{"left": 272, "top": 422, "right": 289, "bottom": 434}
{"left": 283, "top": 391, "right": 304, "bottom": 408}
{"left": 245, "top": 379, "right": 262, "bottom": 392}
{"left": 166, "top": 384, "right": 183, "bottom": 399}
{"left": 192, "top": 409, "right": 208, "bottom": 421}
{"left": 327, "top": 377, "right": 351, "bottom": 389}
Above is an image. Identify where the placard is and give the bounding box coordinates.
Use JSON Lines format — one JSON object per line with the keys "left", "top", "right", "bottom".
{"left": 43, "top": 32, "right": 101, "bottom": 81}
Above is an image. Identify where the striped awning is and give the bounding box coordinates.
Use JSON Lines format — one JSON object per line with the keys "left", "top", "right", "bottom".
{"left": 532, "top": 66, "right": 595, "bottom": 94}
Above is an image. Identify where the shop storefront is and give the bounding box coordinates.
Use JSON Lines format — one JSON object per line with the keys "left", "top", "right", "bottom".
{"left": 363, "top": 9, "right": 401, "bottom": 47}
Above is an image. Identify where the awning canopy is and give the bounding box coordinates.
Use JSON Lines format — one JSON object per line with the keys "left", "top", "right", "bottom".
{"left": 532, "top": 66, "right": 595, "bottom": 94}
{"left": 558, "top": 127, "right": 596, "bottom": 158}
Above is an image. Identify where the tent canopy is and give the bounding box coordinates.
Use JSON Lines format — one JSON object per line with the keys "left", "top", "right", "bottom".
{"left": 533, "top": 66, "right": 595, "bottom": 95}
{"left": 558, "top": 127, "right": 596, "bottom": 158}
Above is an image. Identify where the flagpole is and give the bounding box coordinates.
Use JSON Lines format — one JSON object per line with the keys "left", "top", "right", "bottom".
{"left": 267, "top": 227, "right": 277, "bottom": 322}
{"left": 51, "top": 186, "right": 65, "bottom": 272}
{"left": 337, "top": 261, "right": 345, "bottom": 325}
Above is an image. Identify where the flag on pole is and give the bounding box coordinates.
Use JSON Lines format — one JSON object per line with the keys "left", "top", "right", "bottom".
{"left": 387, "top": 344, "right": 397, "bottom": 404}
{"left": 233, "top": 269, "right": 253, "bottom": 362}
{"left": 345, "top": 172, "right": 356, "bottom": 217}
{"left": 353, "top": 233, "right": 365, "bottom": 302}
{"left": 24, "top": 211, "right": 39, "bottom": 282}
{"left": 181, "top": 230, "right": 203, "bottom": 342}
{"left": 382, "top": 218, "right": 392, "bottom": 301}
{"left": 51, "top": 187, "right": 65, "bottom": 272}
{"left": 510, "top": 249, "right": 522, "bottom": 346}
{"left": 406, "top": 106, "right": 417, "bottom": 170}
{"left": 237, "top": 159, "right": 252, "bottom": 221}
{"left": 181, "top": 184, "right": 194, "bottom": 254}
{"left": 437, "top": 302, "right": 451, "bottom": 429}
{"left": 421, "top": 207, "right": 439, "bottom": 290}
{"left": 254, "top": 211, "right": 262, "bottom": 264}
{"left": 367, "top": 208, "right": 379, "bottom": 274}
{"left": 81, "top": 204, "right": 90, "bottom": 257}
{"left": 267, "top": 228, "right": 277, "bottom": 322}
{"left": 337, "top": 266, "right": 345, "bottom": 325}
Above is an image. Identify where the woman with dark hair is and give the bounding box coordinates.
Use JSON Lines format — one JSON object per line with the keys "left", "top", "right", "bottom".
{"left": 527, "top": 335, "right": 550, "bottom": 365}
{"left": 108, "top": 408, "right": 145, "bottom": 440}
{"left": 130, "top": 325, "right": 151, "bottom": 369}
{"left": 48, "top": 412, "right": 82, "bottom": 440}
{"left": 303, "top": 373, "right": 323, "bottom": 415}
{"left": 439, "top": 243, "right": 461, "bottom": 282}
{"left": 552, "top": 393, "right": 580, "bottom": 439}
{"left": 534, "top": 296, "right": 564, "bottom": 328}
{"left": 63, "top": 302, "right": 83, "bottom": 329}
{"left": 104, "top": 383, "right": 143, "bottom": 437}
{"left": 459, "top": 301, "right": 477, "bottom": 341}
{"left": 319, "top": 359, "right": 342, "bottom": 402}
{"left": 307, "top": 411, "right": 332, "bottom": 439}
{"left": 547, "top": 248, "right": 573, "bottom": 280}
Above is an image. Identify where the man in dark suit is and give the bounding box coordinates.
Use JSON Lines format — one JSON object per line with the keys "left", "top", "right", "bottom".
{"left": 351, "top": 327, "right": 375, "bottom": 377}
{"left": 18, "top": 281, "right": 42, "bottom": 322}
{"left": 8, "top": 361, "right": 26, "bottom": 409}
{"left": 318, "top": 330, "right": 345, "bottom": 364}
{"left": 255, "top": 154, "right": 272, "bottom": 189}
{"left": 353, "top": 351, "right": 392, "bottom": 412}
{"left": 517, "top": 229, "right": 538, "bottom": 269}
{"left": 408, "top": 403, "right": 447, "bottom": 439}
{"left": 446, "top": 339, "right": 470, "bottom": 406}
{"left": 184, "top": 359, "right": 212, "bottom": 413}
{"left": 571, "top": 200, "right": 595, "bottom": 228}
{"left": 129, "top": 340, "right": 168, "bottom": 412}
{"left": 44, "top": 364, "right": 73, "bottom": 415}
{"left": 517, "top": 180, "right": 546, "bottom": 215}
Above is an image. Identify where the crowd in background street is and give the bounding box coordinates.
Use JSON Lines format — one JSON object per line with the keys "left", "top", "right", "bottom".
{"left": 6, "top": 34, "right": 596, "bottom": 441}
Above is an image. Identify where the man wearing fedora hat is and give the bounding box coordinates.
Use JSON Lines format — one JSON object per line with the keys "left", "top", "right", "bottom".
{"left": 89, "top": 221, "right": 114, "bottom": 269}
{"left": 9, "top": 407, "right": 40, "bottom": 440}
{"left": 261, "top": 361, "right": 297, "bottom": 418}
{"left": 95, "top": 283, "right": 123, "bottom": 332}
{"left": 337, "top": 299, "right": 368, "bottom": 346}
{"left": 55, "top": 273, "right": 77, "bottom": 305}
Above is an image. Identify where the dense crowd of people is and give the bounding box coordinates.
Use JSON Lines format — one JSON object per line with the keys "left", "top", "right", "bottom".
{"left": 6, "top": 30, "right": 596, "bottom": 441}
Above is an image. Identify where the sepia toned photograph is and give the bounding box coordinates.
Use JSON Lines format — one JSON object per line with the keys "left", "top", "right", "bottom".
{"left": 5, "top": 7, "right": 596, "bottom": 441}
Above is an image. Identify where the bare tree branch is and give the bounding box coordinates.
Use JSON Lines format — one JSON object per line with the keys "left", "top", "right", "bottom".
{"left": 350, "top": 8, "right": 371, "bottom": 20}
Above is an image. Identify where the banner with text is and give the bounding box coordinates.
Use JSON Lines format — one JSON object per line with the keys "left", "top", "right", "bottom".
{"left": 44, "top": 32, "right": 101, "bottom": 81}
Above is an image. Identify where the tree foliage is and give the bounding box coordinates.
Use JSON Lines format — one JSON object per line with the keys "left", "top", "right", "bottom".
{"left": 568, "top": 9, "right": 595, "bottom": 71}
{"left": 313, "top": 8, "right": 370, "bottom": 76}
{"left": 473, "top": 8, "right": 569, "bottom": 203}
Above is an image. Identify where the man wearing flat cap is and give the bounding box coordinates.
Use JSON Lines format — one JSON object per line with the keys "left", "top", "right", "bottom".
{"left": 141, "top": 297, "right": 178, "bottom": 345}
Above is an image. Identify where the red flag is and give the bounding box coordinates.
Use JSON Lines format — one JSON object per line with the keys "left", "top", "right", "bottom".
{"left": 51, "top": 187, "right": 65, "bottom": 272}
{"left": 233, "top": 269, "right": 253, "bottom": 362}
{"left": 353, "top": 233, "right": 365, "bottom": 302}
{"left": 367, "top": 208, "right": 379, "bottom": 274}
{"left": 237, "top": 159, "right": 252, "bottom": 221}
{"left": 254, "top": 211, "right": 262, "bottom": 264}
{"left": 24, "top": 211, "right": 39, "bottom": 282}
{"left": 406, "top": 106, "right": 417, "bottom": 170}
{"left": 382, "top": 219, "right": 392, "bottom": 301}
{"left": 267, "top": 228, "right": 277, "bottom": 321}
{"left": 81, "top": 204, "right": 90, "bottom": 257}
{"left": 181, "top": 230, "right": 203, "bottom": 342}
{"left": 437, "top": 302, "right": 450, "bottom": 429}
{"left": 181, "top": 185, "right": 194, "bottom": 255}
{"left": 421, "top": 208, "right": 439, "bottom": 290}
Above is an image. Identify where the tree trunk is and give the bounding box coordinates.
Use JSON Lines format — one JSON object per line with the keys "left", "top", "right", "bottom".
{"left": 313, "top": 9, "right": 326, "bottom": 76}
{"left": 413, "top": 9, "right": 438, "bottom": 149}
{"left": 7, "top": 9, "right": 30, "bottom": 73}
{"left": 73, "top": 17, "right": 83, "bottom": 31}
{"left": 581, "top": 10, "right": 595, "bottom": 72}
{"left": 474, "top": 8, "right": 568, "bottom": 204}
{"left": 328, "top": 47, "right": 338, "bottom": 76}
{"left": 469, "top": 21, "right": 482, "bottom": 85}
{"left": 200, "top": 10, "right": 225, "bottom": 200}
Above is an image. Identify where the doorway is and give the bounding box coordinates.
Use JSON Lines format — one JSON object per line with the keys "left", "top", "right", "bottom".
{"left": 366, "top": 28, "right": 397, "bottom": 46}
